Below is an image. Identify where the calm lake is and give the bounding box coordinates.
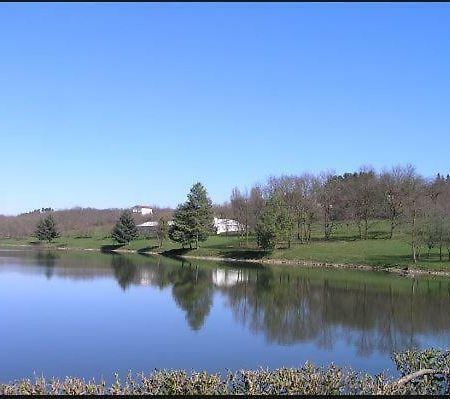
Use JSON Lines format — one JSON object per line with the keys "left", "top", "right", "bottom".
{"left": 1, "top": 249, "right": 449, "bottom": 382}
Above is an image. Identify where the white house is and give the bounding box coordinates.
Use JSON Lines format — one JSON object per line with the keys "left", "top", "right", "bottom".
{"left": 131, "top": 205, "right": 153, "bottom": 216}
{"left": 136, "top": 217, "right": 239, "bottom": 236}
{"left": 213, "top": 217, "right": 242, "bottom": 235}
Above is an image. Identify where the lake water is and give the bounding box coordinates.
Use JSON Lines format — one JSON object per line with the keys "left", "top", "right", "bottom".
{"left": 1, "top": 249, "right": 449, "bottom": 382}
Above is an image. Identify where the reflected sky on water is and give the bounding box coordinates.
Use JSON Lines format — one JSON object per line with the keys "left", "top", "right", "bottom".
{"left": 1, "top": 249, "right": 449, "bottom": 382}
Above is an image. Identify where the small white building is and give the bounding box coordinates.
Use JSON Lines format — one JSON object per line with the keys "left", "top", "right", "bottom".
{"left": 213, "top": 217, "right": 242, "bottom": 235}
{"left": 136, "top": 220, "right": 174, "bottom": 236}
{"left": 131, "top": 205, "right": 153, "bottom": 216}
{"left": 137, "top": 221, "right": 159, "bottom": 228}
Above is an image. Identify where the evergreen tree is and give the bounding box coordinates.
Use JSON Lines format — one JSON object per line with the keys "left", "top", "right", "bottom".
{"left": 169, "top": 182, "right": 214, "bottom": 249}
{"left": 111, "top": 210, "right": 138, "bottom": 244}
{"left": 35, "top": 214, "right": 60, "bottom": 243}
{"left": 168, "top": 203, "right": 191, "bottom": 248}
{"left": 256, "top": 194, "right": 294, "bottom": 251}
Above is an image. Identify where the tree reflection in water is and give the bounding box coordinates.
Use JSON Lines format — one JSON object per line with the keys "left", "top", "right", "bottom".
{"left": 105, "top": 255, "right": 450, "bottom": 356}
{"left": 111, "top": 254, "right": 139, "bottom": 290}
{"left": 170, "top": 261, "right": 213, "bottom": 330}
{"left": 35, "top": 251, "right": 60, "bottom": 279}
{"left": 223, "top": 270, "right": 450, "bottom": 355}
{"left": 25, "top": 251, "right": 449, "bottom": 356}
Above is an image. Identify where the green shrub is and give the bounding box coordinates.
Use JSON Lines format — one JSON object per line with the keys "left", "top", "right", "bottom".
{"left": 1, "top": 349, "right": 449, "bottom": 395}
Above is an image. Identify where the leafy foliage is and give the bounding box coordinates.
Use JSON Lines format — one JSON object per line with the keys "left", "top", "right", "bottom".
{"left": 256, "top": 193, "right": 294, "bottom": 251}
{"left": 111, "top": 210, "right": 138, "bottom": 244}
{"left": 34, "top": 214, "right": 60, "bottom": 243}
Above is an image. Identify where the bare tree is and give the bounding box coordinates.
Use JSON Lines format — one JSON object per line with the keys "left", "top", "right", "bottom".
{"left": 380, "top": 165, "right": 417, "bottom": 239}
{"left": 248, "top": 184, "right": 265, "bottom": 234}
{"left": 317, "top": 172, "right": 341, "bottom": 240}
{"left": 401, "top": 166, "right": 426, "bottom": 263}
{"left": 230, "top": 188, "right": 251, "bottom": 246}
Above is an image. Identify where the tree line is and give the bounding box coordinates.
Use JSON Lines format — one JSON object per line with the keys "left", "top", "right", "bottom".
{"left": 32, "top": 182, "right": 216, "bottom": 250}
{"left": 224, "top": 165, "right": 450, "bottom": 262}
{"left": 8, "top": 164, "right": 450, "bottom": 263}
{"left": 0, "top": 207, "right": 173, "bottom": 239}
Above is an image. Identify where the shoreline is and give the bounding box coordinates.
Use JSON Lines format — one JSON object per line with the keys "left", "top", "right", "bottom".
{"left": 2, "top": 242, "right": 450, "bottom": 279}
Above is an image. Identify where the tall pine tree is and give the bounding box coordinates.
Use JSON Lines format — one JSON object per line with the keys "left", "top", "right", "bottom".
{"left": 111, "top": 210, "right": 138, "bottom": 244}
{"left": 35, "top": 214, "right": 60, "bottom": 243}
{"left": 169, "top": 182, "right": 214, "bottom": 249}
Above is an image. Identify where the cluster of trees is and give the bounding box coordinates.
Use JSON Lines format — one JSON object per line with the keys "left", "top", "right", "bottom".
{"left": 0, "top": 207, "right": 173, "bottom": 239}
{"left": 224, "top": 165, "right": 450, "bottom": 261}
{"left": 8, "top": 164, "right": 450, "bottom": 264}
{"left": 19, "top": 207, "right": 54, "bottom": 215}
{"left": 28, "top": 182, "right": 215, "bottom": 248}
{"left": 107, "top": 182, "right": 214, "bottom": 248}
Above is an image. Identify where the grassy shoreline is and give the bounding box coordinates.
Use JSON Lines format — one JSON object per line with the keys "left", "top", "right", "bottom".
{"left": 1, "top": 232, "right": 450, "bottom": 278}
{"left": 2, "top": 218, "right": 450, "bottom": 277}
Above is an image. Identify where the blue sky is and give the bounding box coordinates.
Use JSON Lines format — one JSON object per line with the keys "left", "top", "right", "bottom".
{"left": 1, "top": 3, "right": 449, "bottom": 215}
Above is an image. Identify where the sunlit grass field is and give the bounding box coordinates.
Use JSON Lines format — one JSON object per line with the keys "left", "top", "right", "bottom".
{"left": 1, "top": 220, "right": 449, "bottom": 271}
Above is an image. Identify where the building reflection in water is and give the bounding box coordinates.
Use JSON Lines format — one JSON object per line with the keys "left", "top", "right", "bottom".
{"left": 21, "top": 250, "right": 450, "bottom": 356}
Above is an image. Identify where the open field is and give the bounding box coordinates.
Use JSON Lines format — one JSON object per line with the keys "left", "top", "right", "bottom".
{"left": 1, "top": 220, "right": 450, "bottom": 272}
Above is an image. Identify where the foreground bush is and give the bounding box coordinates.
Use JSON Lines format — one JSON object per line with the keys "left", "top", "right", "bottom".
{"left": 1, "top": 349, "right": 449, "bottom": 395}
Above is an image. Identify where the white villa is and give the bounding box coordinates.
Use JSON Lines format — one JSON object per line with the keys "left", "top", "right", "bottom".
{"left": 213, "top": 217, "right": 242, "bottom": 234}
{"left": 131, "top": 205, "right": 153, "bottom": 216}
{"left": 136, "top": 217, "right": 241, "bottom": 235}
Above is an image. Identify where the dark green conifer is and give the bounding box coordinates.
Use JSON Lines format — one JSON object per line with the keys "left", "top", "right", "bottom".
{"left": 111, "top": 210, "right": 138, "bottom": 244}
{"left": 35, "top": 214, "right": 60, "bottom": 243}
{"left": 169, "top": 182, "right": 214, "bottom": 249}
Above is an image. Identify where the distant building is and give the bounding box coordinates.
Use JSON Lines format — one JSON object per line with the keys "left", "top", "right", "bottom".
{"left": 136, "top": 220, "right": 174, "bottom": 236}
{"left": 131, "top": 205, "right": 153, "bottom": 216}
{"left": 136, "top": 221, "right": 158, "bottom": 236}
{"left": 136, "top": 217, "right": 240, "bottom": 236}
{"left": 213, "top": 217, "right": 242, "bottom": 235}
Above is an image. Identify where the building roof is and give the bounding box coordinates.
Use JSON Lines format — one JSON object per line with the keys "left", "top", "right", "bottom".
{"left": 132, "top": 205, "right": 152, "bottom": 209}
{"left": 137, "top": 221, "right": 158, "bottom": 227}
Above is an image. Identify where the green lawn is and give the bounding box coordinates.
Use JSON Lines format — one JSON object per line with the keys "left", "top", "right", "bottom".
{"left": 1, "top": 220, "right": 450, "bottom": 272}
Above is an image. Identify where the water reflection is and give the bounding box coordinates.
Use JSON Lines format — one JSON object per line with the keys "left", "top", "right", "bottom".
{"left": 35, "top": 251, "right": 59, "bottom": 279}
{"left": 3, "top": 250, "right": 450, "bottom": 357}
{"left": 170, "top": 261, "right": 213, "bottom": 330}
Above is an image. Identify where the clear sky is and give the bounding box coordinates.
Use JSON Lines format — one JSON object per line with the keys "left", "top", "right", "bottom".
{"left": 1, "top": 3, "right": 449, "bottom": 215}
